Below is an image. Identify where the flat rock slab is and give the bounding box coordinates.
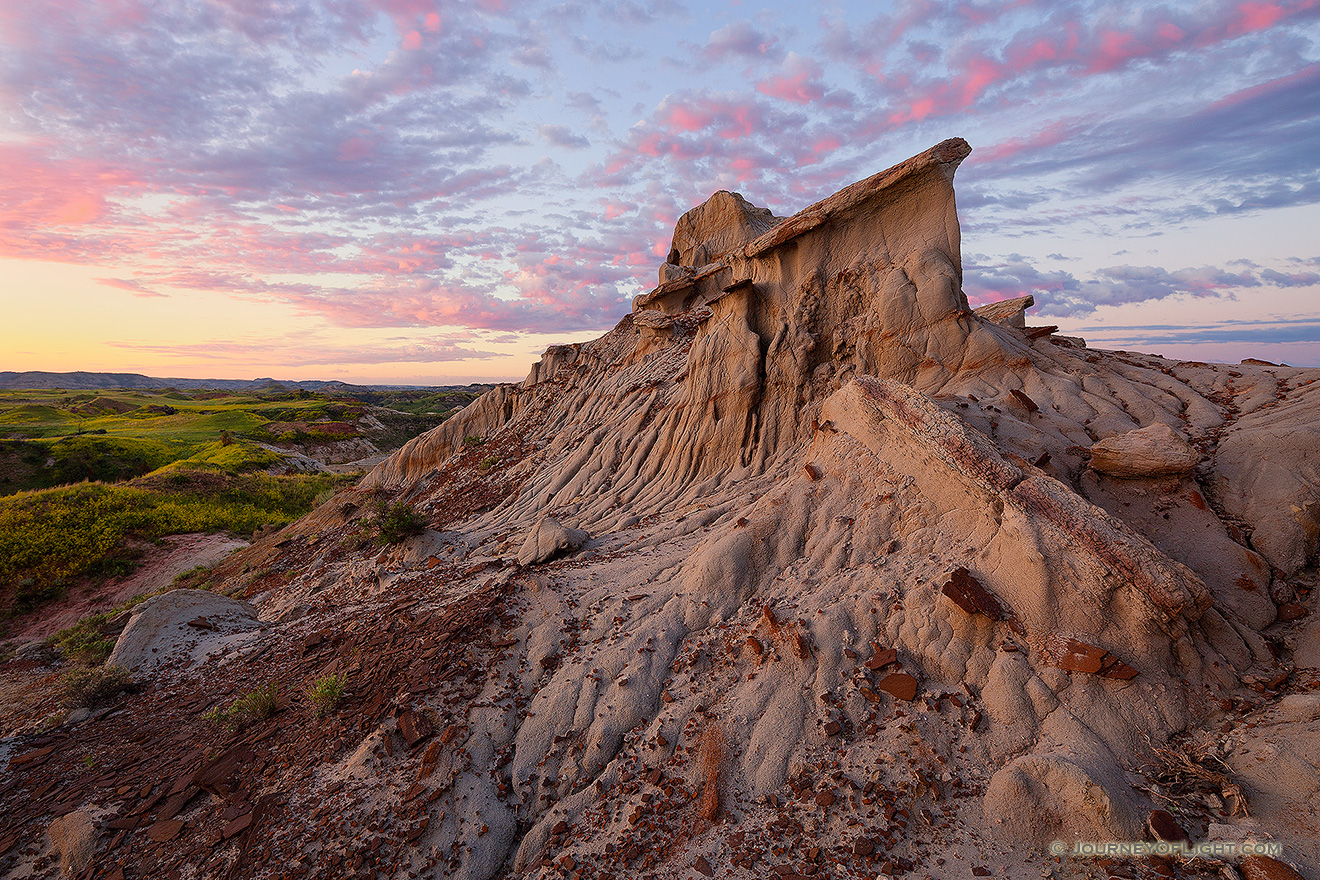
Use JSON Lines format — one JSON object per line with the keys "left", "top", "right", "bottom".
{"left": 106, "top": 589, "right": 261, "bottom": 675}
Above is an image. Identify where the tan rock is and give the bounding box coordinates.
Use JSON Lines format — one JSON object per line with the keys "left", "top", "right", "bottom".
{"left": 1089, "top": 422, "right": 1199, "bottom": 477}
{"left": 48, "top": 811, "right": 96, "bottom": 876}
{"left": 666, "top": 190, "right": 780, "bottom": 268}
{"left": 974, "top": 294, "right": 1034, "bottom": 329}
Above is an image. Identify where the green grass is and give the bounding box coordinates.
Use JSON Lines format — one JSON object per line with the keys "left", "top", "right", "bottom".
{"left": 0, "top": 469, "right": 353, "bottom": 614}
{"left": 305, "top": 672, "right": 347, "bottom": 716}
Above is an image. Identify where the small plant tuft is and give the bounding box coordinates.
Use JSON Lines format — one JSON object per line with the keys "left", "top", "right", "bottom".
{"left": 226, "top": 681, "right": 280, "bottom": 725}
{"left": 463, "top": 435, "right": 485, "bottom": 447}
{"left": 305, "top": 672, "right": 347, "bottom": 716}
{"left": 60, "top": 664, "right": 133, "bottom": 708}
{"left": 478, "top": 455, "right": 499, "bottom": 470}
{"left": 370, "top": 500, "right": 425, "bottom": 545}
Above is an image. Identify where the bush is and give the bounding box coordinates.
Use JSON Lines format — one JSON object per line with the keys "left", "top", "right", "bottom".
{"left": 226, "top": 682, "right": 280, "bottom": 725}
{"left": 50, "top": 616, "right": 116, "bottom": 666}
{"left": 60, "top": 664, "right": 133, "bottom": 708}
{"left": 463, "top": 435, "right": 485, "bottom": 447}
{"left": 305, "top": 672, "right": 347, "bottom": 716}
{"left": 478, "top": 456, "right": 499, "bottom": 470}
{"left": 370, "top": 500, "right": 425, "bottom": 545}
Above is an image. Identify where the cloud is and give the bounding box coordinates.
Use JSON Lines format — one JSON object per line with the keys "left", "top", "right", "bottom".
{"left": 110, "top": 333, "right": 500, "bottom": 366}
{"left": 539, "top": 124, "right": 591, "bottom": 150}
{"left": 703, "top": 21, "right": 783, "bottom": 63}
{"left": 96, "top": 277, "right": 167, "bottom": 298}
{"left": 964, "top": 253, "right": 1315, "bottom": 317}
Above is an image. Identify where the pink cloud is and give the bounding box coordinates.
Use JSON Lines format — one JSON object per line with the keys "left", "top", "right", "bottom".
{"left": 755, "top": 53, "right": 826, "bottom": 105}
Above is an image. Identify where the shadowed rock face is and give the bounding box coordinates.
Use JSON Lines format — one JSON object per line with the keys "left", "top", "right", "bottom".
{"left": 16, "top": 140, "right": 1318, "bottom": 880}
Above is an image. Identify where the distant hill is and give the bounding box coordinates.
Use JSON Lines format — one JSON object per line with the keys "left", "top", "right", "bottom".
{"left": 0, "top": 370, "right": 496, "bottom": 393}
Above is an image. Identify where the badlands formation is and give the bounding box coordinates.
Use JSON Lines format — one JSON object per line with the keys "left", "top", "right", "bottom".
{"left": 4, "top": 139, "right": 1320, "bottom": 880}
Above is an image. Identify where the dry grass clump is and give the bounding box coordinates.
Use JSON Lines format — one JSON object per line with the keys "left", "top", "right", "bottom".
{"left": 60, "top": 664, "right": 133, "bottom": 709}
{"left": 698, "top": 722, "right": 726, "bottom": 822}
{"left": 1142, "top": 733, "right": 1248, "bottom": 817}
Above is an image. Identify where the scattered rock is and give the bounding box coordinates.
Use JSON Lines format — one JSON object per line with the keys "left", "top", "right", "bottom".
{"left": 1039, "top": 635, "right": 1138, "bottom": 679}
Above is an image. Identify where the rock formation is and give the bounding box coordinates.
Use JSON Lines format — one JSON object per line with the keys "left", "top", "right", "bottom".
{"left": 3, "top": 138, "right": 1318, "bottom": 880}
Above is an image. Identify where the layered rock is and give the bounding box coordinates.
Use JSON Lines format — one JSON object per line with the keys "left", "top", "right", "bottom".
{"left": 16, "top": 139, "right": 1318, "bottom": 880}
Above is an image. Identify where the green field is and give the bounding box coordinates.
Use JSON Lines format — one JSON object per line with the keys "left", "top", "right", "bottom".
{"left": 0, "top": 386, "right": 476, "bottom": 619}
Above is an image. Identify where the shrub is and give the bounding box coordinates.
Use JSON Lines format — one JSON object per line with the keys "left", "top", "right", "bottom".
{"left": 463, "top": 435, "right": 485, "bottom": 447}
{"left": 305, "top": 672, "right": 347, "bottom": 716}
{"left": 227, "top": 682, "right": 280, "bottom": 725}
{"left": 478, "top": 456, "right": 499, "bottom": 470}
{"left": 60, "top": 664, "right": 133, "bottom": 708}
{"left": 371, "top": 500, "right": 425, "bottom": 545}
{"left": 50, "top": 616, "right": 116, "bottom": 666}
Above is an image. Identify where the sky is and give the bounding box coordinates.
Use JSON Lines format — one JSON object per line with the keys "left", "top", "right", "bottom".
{"left": 1, "top": 0, "right": 1318, "bottom": 384}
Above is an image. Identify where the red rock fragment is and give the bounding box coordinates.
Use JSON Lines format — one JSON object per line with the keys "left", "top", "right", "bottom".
{"left": 972, "top": 867, "right": 992, "bottom": 877}
{"left": 693, "top": 855, "right": 713, "bottom": 876}
{"left": 397, "top": 709, "right": 434, "bottom": 748}
{"left": 1041, "top": 635, "right": 1138, "bottom": 679}
{"left": 1277, "top": 603, "right": 1308, "bottom": 621}
{"left": 146, "top": 819, "right": 185, "bottom": 842}
{"left": 941, "top": 568, "right": 1012, "bottom": 623}
{"left": 802, "top": 463, "right": 821, "bottom": 481}
{"left": 1241, "top": 855, "right": 1306, "bottom": 880}
{"left": 815, "top": 790, "right": 836, "bottom": 807}
{"left": 222, "top": 812, "right": 252, "bottom": 840}
{"left": 853, "top": 837, "right": 875, "bottom": 856}
{"left": 744, "top": 637, "right": 763, "bottom": 655}
{"left": 877, "top": 673, "right": 918, "bottom": 701}
{"left": 824, "top": 720, "right": 843, "bottom": 736}
{"left": 866, "top": 647, "right": 897, "bottom": 670}
{"left": 8, "top": 746, "right": 54, "bottom": 769}
{"left": 1010, "top": 389, "right": 1039, "bottom": 413}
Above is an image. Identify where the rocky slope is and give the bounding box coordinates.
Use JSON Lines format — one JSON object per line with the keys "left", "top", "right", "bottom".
{"left": 3, "top": 138, "right": 1318, "bottom": 880}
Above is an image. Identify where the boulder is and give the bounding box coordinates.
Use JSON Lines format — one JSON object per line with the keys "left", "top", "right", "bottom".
{"left": 106, "top": 589, "right": 261, "bottom": 674}
{"left": 1090, "top": 423, "right": 1199, "bottom": 477}
{"left": 983, "top": 754, "right": 1142, "bottom": 846}
{"left": 516, "top": 517, "right": 589, "bottom": 566}
{"left": 666, "top": 190, "right": 780, "bottom": 268}
{"left": 48, "top": 810, "right": 96, "bottom": 876}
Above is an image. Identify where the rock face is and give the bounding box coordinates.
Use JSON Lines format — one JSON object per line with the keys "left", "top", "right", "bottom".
{"left": 106, "top": 588, "right": 261, "bottom": 674}
{"left": 12, "top": 139, "right": 1319, "bottom": 880}
{"left": 664, "top": 190, "right": 781, "bottom": 270}
{"left": 1089, "top": 422, "right": 1199, "bottom": 477}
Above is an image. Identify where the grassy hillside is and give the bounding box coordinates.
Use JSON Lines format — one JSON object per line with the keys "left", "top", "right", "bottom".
{"left": 0, "top": 387, "right": 478, "bottom": 494}
{"left": 0, "top": 385, "right": 479, "bottom": 620}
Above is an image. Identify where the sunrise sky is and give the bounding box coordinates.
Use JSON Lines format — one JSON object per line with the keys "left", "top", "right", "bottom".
{"left": 2, "top": 0, "right": 1318, "bottom": 384}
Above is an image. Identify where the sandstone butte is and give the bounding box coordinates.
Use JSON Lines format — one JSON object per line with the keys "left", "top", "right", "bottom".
{"left": 4, "top": 138, "right": 1320, "bottom": 880}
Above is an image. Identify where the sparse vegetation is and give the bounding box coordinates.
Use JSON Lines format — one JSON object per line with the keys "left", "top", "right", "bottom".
{"left": 463, "top": 434, "right": 485, "bottom": 447}
{"left": 478, "top": 455, "right": 499, "bottom": 470}
{"left": 305, "top": 672, "right": 347, "bottom": 716}
{"left": 224, "top": 682, "right": 281, "bottom": 725}
{"left": 370, "top": 499, "right": 426, "bottom": 545}
{"left": 60, "top": 664, "right": 133, "bottom": 708}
